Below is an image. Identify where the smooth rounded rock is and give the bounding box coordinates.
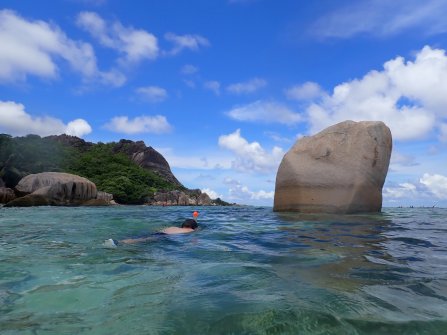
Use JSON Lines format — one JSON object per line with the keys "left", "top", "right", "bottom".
{"left": 15, "top": 172, "right": 97, "bottom": 203}
{"left": 274, "top": 120, "right": 392, "bottom": 214}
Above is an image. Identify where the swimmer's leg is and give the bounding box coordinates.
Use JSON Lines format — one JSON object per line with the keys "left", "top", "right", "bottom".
{"left": 103, "top": 238, "right": 119, "bottom": 248}
{"left": 103, "top": 235, "right": 159, "bottom": 247}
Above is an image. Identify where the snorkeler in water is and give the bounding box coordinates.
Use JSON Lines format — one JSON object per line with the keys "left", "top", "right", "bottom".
{"left": 103, "top": 211, "right": 200, "bottom": 248}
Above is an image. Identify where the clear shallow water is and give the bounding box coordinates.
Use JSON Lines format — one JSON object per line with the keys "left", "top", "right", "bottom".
{"left": 1, "top": 206, "right": 447, "bottom": 335}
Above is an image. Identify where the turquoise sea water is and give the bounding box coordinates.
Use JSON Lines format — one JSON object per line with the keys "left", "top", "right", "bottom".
{"left": 1, "top": 206, "right": 447, "bottom": 335}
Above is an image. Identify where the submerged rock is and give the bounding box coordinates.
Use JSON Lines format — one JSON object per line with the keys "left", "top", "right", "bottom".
{"left": 274, "top": 120, "right": 392, "bottom": 214}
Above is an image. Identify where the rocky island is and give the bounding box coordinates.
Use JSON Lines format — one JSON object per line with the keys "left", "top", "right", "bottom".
{"left": 0, "top": 134, "right": 230, "bottom": 207}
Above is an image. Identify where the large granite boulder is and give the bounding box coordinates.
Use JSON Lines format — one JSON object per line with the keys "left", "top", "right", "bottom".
{"left": 7, "top": 172, "right": 97, "bottom": 206}
{"left": 274, "top": 120, "right": 392, "bottom": 214}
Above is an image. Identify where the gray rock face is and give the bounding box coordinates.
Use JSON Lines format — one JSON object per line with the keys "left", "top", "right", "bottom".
{"left": 9, "top": 172, "right": 97, "bottom": 206}
{"left": 0, "top": 187, "right": 15, "bottom": 203}
{"left": 96, "top": 191, "right": 114, "bottom": 202}
{"left": 274, "top": 120, "right": 392, "bottom": 214}
{"left": 149, "top": 190, "right": 213, "bottom": 206}
{"left": 113, "top": 139, "right": 183, "bottom": 187}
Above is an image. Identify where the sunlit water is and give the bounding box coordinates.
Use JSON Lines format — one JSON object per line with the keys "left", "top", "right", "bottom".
{"left": 1, "top": 206, "right": 447, "bottom": 334}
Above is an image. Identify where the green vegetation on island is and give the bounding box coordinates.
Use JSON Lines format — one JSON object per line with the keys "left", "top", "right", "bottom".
{"left": 67, "top": 143, "right": 176, "bottom": 204}
{"left": 0, "top": 134, "right": 179, "bottom": 204}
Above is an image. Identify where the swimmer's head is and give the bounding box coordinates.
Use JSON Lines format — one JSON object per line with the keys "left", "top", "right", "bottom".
{"left": 193, "top": 211, "right": 199, "bottom": 218}
{"left": 181, "top": 218, "right": 198, "bottom": 229}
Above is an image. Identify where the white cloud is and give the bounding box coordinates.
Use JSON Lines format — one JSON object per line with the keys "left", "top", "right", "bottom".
{"left": 181, "top": 64, "right": 198, "bottom": 75}
{"left": 104, "top": 115, "right": 171, "bottom": 134}
{"left": 76, "top": 11, "right": 158, "bottom": 64}
{"left": 223, "top": 178, "right": 274, "bottom": 201}
{"left": 157, "top": 147, "right": 232, "bottom": 170}
{"left": 383, "top": 173, "right": 447, "bottom": 202}
{"left": 420, "top": 173, "right": 447, "bottom": 199}
{"left": 0, "top": 9, "right": 105, "bottom": 83}
{"left": 390, "top": 151, "right": 418, "bottom": 167}
{"left": 285, "top": 82, "right": 324, "bottom": 101}
{"left": 226, "top": 78, "right": 267, "bottom": 94}
{"left": 201, "top": 188, "right": 222, "bottom": 200}
{"left": 136, "top": 86, "right": 168, "bottom": 103}
{"left": 383, "top": 182, "right": 417, "bottom": 199}
{"left": 65, "top": 119, "right": 92, "bottom": 137}
{"left": 0, "top": 100, "right": 91, "bottom": 137}
{"left": 164, "top": 33, "right": 209, "bottom": 55}
{"left": 305, "top": 46, "right": 447, "bottom": 141}
{"left": 204, "top": 81, "right": 221, "bottom": 95}
{"left": 226, "top": 100, "right": 302, "bottom": 124}
{"left": 218, "top": 129, "right": 284, "bottom": 173}
{"left": 98, "top": 69, "right": 127, "bottom": 87}
{"left": 312, "top": 0, "right": 447, "bottom": 39}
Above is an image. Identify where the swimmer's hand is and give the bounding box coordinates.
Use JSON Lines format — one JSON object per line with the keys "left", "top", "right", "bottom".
{"left": 103, "top": 238, "right": 118, "bottom": 248}
{"left": 161, "top": 227, "right": 195, "bottom": 234}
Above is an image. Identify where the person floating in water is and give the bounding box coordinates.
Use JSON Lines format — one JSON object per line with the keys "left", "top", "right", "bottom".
{"left": 103, "top": 211, "right": 200, "bottom": 248}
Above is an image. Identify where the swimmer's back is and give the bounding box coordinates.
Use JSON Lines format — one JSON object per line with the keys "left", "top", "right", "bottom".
{"left": 162, "top": 227, "right": 195, "bottom": 234}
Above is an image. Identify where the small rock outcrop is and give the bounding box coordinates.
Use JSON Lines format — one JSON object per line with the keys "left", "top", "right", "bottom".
{"left": 274, "top": 120, "right": 392, "bottom": 214}
{"left": 6, "top": 172, "right": 97, "bottom": 207}
{"left": 147, "top": 190, "right": 213, "bottom": 206}
{"left": 46, "top": 134, "right": 93, "bottom": 152}
{"left": 97, "top": 191, "right": 114, "bottom": 202}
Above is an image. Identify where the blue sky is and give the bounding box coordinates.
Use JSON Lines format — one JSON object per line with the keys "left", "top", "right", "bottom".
{"left": 1, "top": 0, "right": 447, "bottom": 207}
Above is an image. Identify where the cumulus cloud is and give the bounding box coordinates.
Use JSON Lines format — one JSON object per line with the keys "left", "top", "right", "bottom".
{"left": 65, "top": 119, "right": 92, "bottom": 137}
{"left": 226, "top": 78, "right": 267, "bottom": 94}
{"left": 223, "top": 178, "right": 274, "bottom": 201}
{"left": 383, "top": 182, "right": 417, "bottom": 199}
{"left": 76, "top": 11, "right": 158, "bottom": 64}
{"left": 285, "top": 82, "right": 324, "bottom": 101}
{"left": 204, "top": 81, "right": 221, "bottom": 95}
{"left": 0, "top": 9, "right": 108, "bottom": 83}
{"left": 305, "top": 46, "right": 447, "bottom": 141}
{"left": 312, "top": 0, "right": 447, "bottom": 38}
{"left": 218, "top": 129, "right": 284, "bottom": 173}
{"left": 384, "top": 173, "right": 447, "bottom": 202}
{"left": 136, "top": 86, "right": 168, "bottom": 103}
{"left": 226, "top": 100, "right": 302, "bottom": 124}
{"left": 104, "top": 115, "right": 172, "bottom": 134}
{"left": 164, "top": 33, "right": 209, "bottom": 55}
{"left": 420, "top": 173, "right": 447, "bottom": 199}
{"left": 0, "top": 100, "right": 91, "bottom": 137}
